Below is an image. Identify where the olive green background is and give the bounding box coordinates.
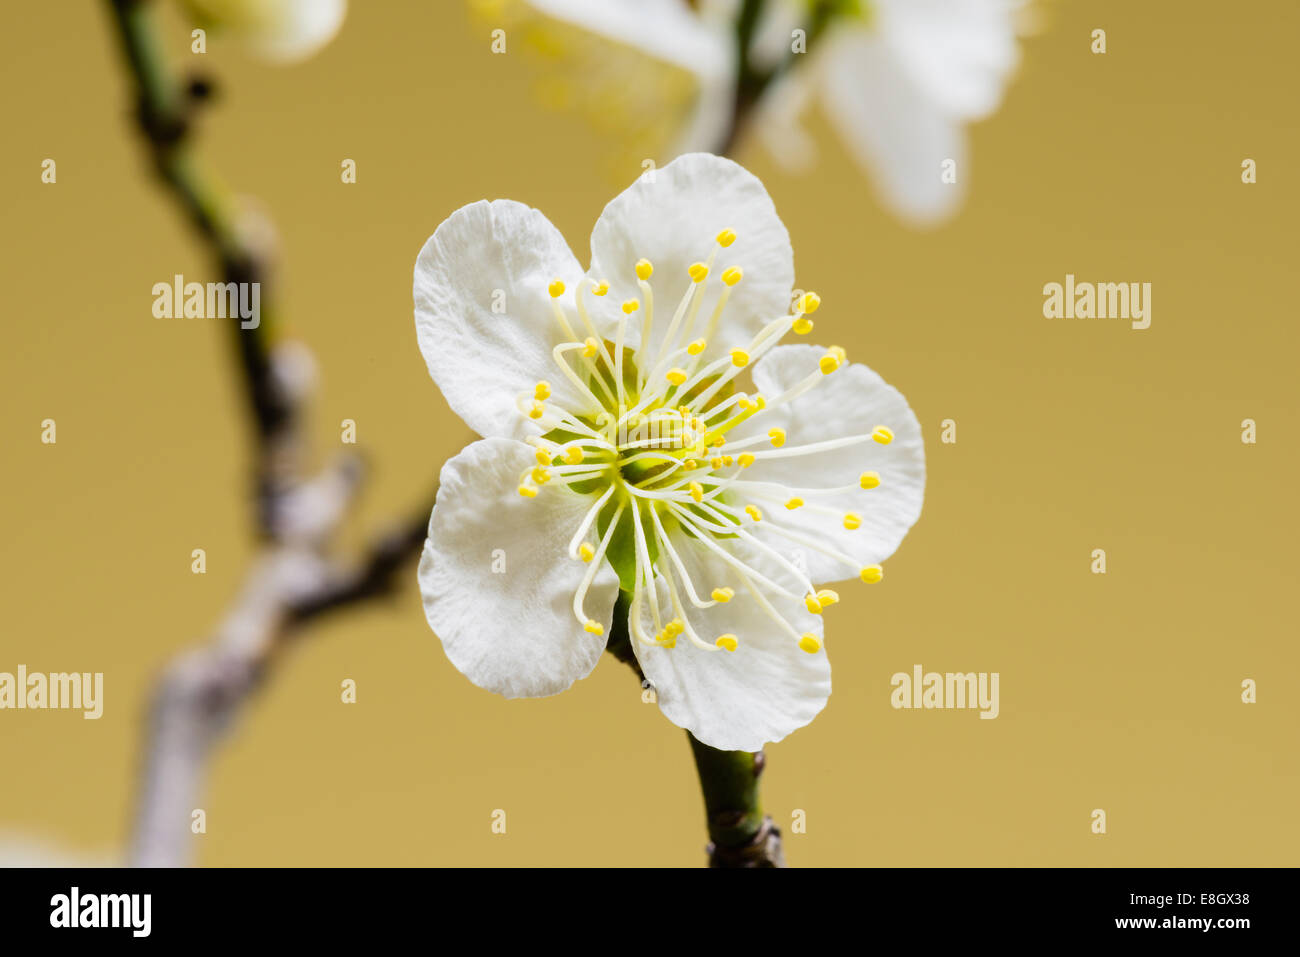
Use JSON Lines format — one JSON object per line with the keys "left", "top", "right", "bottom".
{"left": 2, "top": 0, "right": 1296, "bottom": 866}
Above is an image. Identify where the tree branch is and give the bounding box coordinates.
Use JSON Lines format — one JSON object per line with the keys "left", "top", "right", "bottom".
{"left": 105, "top": 0, "right": 434, "bottom": 867}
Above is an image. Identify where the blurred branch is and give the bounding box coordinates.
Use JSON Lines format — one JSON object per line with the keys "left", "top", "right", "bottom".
{"left": 606, "top": 595, "right": 785, "bottom": 868}
{"left": 104, "top": 0, "right": 434, "bottom": 868}
{"left": 717, "top": 0, "right": 843, "bottom": 155}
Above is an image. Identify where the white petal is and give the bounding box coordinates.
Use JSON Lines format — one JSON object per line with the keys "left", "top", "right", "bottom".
{"left": 744, "top": 344, "right": 925, "bottom": 583}
{"left": 820, "top": 31, "right": 967, "bottom": 226}
{"left": 632, "top": 536, "right": 830, "bottom": 752}
{"left": 185, "top": 0, "right": 347, "bottom": 63}
{"left": 873, "top": 0, "right": 1020, "bottom": 121}
{"left": 414, "top": 200, "right": 599, "bottom": 440}
{"left": 420, "top": 438, "right": 619, "bottom": 698}
{"left": 587, "top": 153, "right": 795, "bottom": 363}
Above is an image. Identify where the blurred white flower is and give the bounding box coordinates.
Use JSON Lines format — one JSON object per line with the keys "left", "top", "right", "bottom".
{"left": 0, "top": 830, "right": 115, "bottom": 868}
{"left": 413, "top": 153, "right": 924, "bottom": 751}
{"left": 181, "top": 0, "right": 347, "bottom": 63}
{"left": 478, "top": 0, "right": 1026, "bottom": 225}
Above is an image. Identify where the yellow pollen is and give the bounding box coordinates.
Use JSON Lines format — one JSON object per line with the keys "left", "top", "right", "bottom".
{"left": 798, "top": 634, "right": 822, "bottom": 654}
{"left": 819, "top": 352, "right": 840, "bottom": 375}
{"left": 564, "top": 446, "right": 584, "bottom": 465}
{"left": 688, "top": 262, "right": 709, "bottom": 283}
{"left": 829, "top": 345, "right": 847, "bottom": 361}
{"left": 843, "top": 512, "right": 861, "bottom": 530}
{"left": 710, "top": 456, "right": 723, "bottom": 469}
{"left": 712, "top": 436, "right": 725, "bottom": 448}
{"left": 860, "top": 471, "right": 881, "bottom": 489}
{"left": 730, "top": 348, "right": 750, "bottom": 367}
{"left": 872, "top": 426, "right": 894, "bottom": 445}
{"left": 722, "top": 455, "right": 734, "bottom": 466}
{"left": 792, "top": 317, "right": 814, "bottom": 335}
{"left": 745, "top": 505, "right": 763, "bottom": 522}
{"left": 689, "top": 482, "right": 704, "bottom": 502}
{"left": 534, "top": 381, "right": 551, "bottom": 401}
{"left": 667, "top": 368, "right": 688, "bottom": 386}
{"left": 534, "top": 447, "right": 551, "bottom": 466}
{"left": 768, "top": 428, "right": 786, "bottom": 448}
{"left": 591, "top": 280, "right": 609, "bottom": 296}
{"left": 804, "top": 594, "right": 823, "bottom": 615}
{"left": 582, "top": 337, "right": 600, "bottom": 358}
{"left": 531, "top": 466, "right": 551, "bottom": 484}
{"left": 656, "top": 633, "right": 676, "bottom": 648}
{"left": 518, "top": 485, "right": 537, "bottom": 498}
{"left": 800, "top": 292, "right": 821, "bottom": 314}
{"left": 715, "top": 634, "right": 739, "bottom": 652}
{"left": 635, "top": 258, "right": 653, "bottom": 280}
{"left": 683, "top": 458, "right": 698, "bottom": 470}
{"left": 622, "top": 299, "right": 640, "bottom": 314}
{"left": 816, "top": 589, "right": 839, "bottom": 608}
{"left": 755, "top": 395, "right": 766, "bottom": 410}
{"left": 578, "top": 543, "right": 595, "bottom": 563}
{"left": 528, "top": 401, "right": 545, "bottom": 419}
{"left": 687, "top": 338, "right": 707, "bottom": 356}
{"left": 548, "top": 280, "right": 565, "bottom": 298}
{"left": 785, "top": 497, "right": 804, "bottom": 510}
{"left": 711, "top": 587, "right": 734, "bottom": 603}
{"left": 721, "top": 266, "right": 743, "bottom": 286}
{"left": 738, "top": 453, "right": 755, "bottom": 468}
{"left": 583, "top": 619, "right": 604, "bottom": 635}
{"left": 860, "top": 565, "right": 883, "bottom": 584}
{"left": 716, "top": 228, "right": 737, "bottom": 247}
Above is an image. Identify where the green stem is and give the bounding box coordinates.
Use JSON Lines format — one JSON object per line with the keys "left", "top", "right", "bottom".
{"left": 607, "top": 592, "right": 785, "bottom": 867}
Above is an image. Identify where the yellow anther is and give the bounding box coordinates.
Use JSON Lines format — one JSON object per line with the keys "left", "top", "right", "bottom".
{"left": 785, "top": 497, "right": 804, "bottom": 510}
{"left": 563, "top": 446, "right": 584, "bottom": 465}
{"left": 755, "top": 395, "right": 766, "bottom": 410}
{"left": 817, "top": 589, "right": 839, "bottom": 608}
{"left": 768, "top": 427, "right": 786, "bottom": 448}
{"left": 535, "top": 447, "right": 552, "bottom": 466}
{"left": 798, "top": 634, "right": 823, "bottom": 654}
{"left": 792, "top": 317, "right": 814, "bottom": 335}
{"left": 635, "top": 258, "right": 653, "bottom": 280}
{"left": 688, "top": 262, "right": 709, "bottom": 283}
{"left": 745, "top": 505, "right": 763, "bottom": 522}
{"left": 860, "top": 471, "right": 881, "bottom": 489}
{"left": 712, "top": 436, "right": 725, "bottom": 448}
{"left": 819, "top": 352, "right": 840, "bottom": 375}
{"left": 518, "top": 485, "right": 537, "bottom": 498}
{"left": 872, "top": 425, "right": 894, "bottom": 445}
{"left": 656, "top": 632, "right": 676, "bottom": 648}
{"left": 738, "top": 453, "right": 755, "bottom": 468}
{"left": 622, "top": 299, "right": 640, "bottom": 314}
{"left": 710, "top": 456, "right": 724, "bottom": 469}
{"left": 683, "top": 458, "right": 698, "bottom": 470}
{"left": 738, "top": 397, "right": 753, "bottom": 411}
{"left": 583, "top": 619, "right": 604, "bottom": 635}
{"left": 548, "top": 280, "right": 565, "bottom": 298}
{"left": 666, "top": 619, "right": 684, "bottom": 636}
{"left": 666, "top": 368, "right": 688, "bottom": 386}
{"left": 804, "top": 593, "right": 823, "bottom": 615}
{"left": 715, "top": 634, "right": 739, "bottom": 652}
{"left": 578, "top": 542, "right": 595, "bottom": 563}
{"left": 531, "top": 466, "right": 551, "bottom": 484}
{"left": 722, "top": 455, "right": 734, "bottom": 467}
{"left": 730, "top": 348, "right": 750, "bottom": 367}
{"left": 534, "top": 381, "right": 551, "bottom": 400}
{"left": 716, "top": 228, "right": 737, "bottom": 247}
{"left": 583, "top": 337, "right": 600, "bottom": 358}
{"left": 800, "top": 291, "right": 821, "bottom": 314}
{"left": 687, "top": 338, "right": 707, "bottom": 356}
{"left": 829, "top": 345, "right": 847, "bottom": 362}
{"left": 843, "top": 512, "right": 861, "bottom": 530}
{"left": 860, "top": 565, "right": 883, "bottom": 584}
{"left": 711, "top": 587, "right": 734, "bottom": 603}
{"left": 721, "top": 266, "right": 743, "bottom": 286}
{"left": 528, "top": 401, "right": 545, "bottom": 420}
{"left": 591, "top": 280, "right": 610, "bottom": 296}
{"left": 689, "top": 482, "right": 704, "bottom": 503}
